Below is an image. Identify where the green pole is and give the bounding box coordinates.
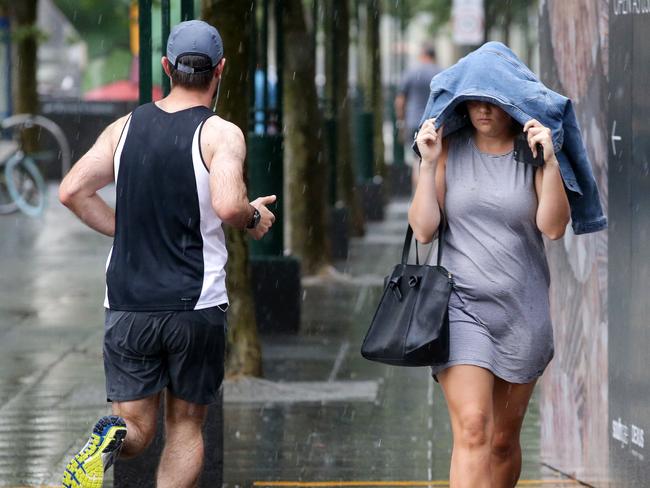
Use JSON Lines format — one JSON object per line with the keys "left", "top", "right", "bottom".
{"left": 275, "top": 0, "right": 283, "bottom": 129}
{"left": 181, "top": 0, "right": 194, "bottom": 21}
{"left": 399, "top": 2, "right": 406, "bottom": 73}
{"left": 247, "top": 0, "right": 284, "bottom": 257}
{"left": 161, "top": 0, "right": 170, "bottom": 96}
{"left": 312, "top": 0, "right": 318, "bottom": 62}
{"left": 138, "top": 0, "right": 152, "bottom": 105}
{"left": 249, "top": 0, "right": 257, "bottom": 127}
{"left": 391, "top": 3, "right": 404, "bottom": 166}
{"left": 328, "top": 1, "right": 338, "bottom": 206}
{"left": 261, "top": 0, "right": 269, "bottom": 132}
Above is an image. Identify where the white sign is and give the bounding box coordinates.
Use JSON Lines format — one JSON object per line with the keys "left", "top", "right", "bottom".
{"left": 612, "top": 416, "right": 646, "bottom": 459}
{"left": 452, "top": 0, "right": 485, "bottom": 46}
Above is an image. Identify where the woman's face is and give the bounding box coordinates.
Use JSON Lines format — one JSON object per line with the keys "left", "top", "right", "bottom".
{"left": 466, "top": 101, "right": 513, "bottom": 138}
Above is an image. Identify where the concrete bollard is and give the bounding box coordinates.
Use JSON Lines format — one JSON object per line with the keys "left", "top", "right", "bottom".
{"left": 250, "top": 255, "right": 301, "bottom": 334}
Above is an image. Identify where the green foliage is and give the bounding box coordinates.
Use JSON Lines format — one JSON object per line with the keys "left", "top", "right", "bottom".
{"left": 409, "top": 0, "right": 451, "bottom": 33}
{"left": 484, "top": 0, "right": 534, "bottom": 34}
{"left": 82, "top": 48, "right": 131, "bottom": 92}
{"left": 53, "top": 0, "right": 131, "bottom": 57}
{"left": 383, "top": 0, "right": 535, "bottom": 38}
{"left": 11, "top": 24, "right": 49, "bottom": 44}
{"left": 384, "top": 0, "right": 451, "bottom": 34}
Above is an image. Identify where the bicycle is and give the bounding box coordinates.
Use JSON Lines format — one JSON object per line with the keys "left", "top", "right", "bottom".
{"left": 0, "top": 114, "right": 71, "bottom": 217}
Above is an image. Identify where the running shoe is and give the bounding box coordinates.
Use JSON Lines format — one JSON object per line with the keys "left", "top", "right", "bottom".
{"left": 62, "top": 415, "right": 127, "bottom": 488}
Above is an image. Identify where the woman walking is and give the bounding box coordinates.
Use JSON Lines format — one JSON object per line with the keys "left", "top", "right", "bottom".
{"left": 408, "top": 100, "right": 570, "bottom": 487}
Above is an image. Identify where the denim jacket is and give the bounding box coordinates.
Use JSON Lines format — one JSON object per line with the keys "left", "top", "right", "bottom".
{"left": 416, "top": 42, "right": 607, "bottom": 235}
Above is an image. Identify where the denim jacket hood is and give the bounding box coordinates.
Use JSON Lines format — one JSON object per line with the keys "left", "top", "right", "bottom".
{"left": 416, "top": 42, "right": 607, "bottom": 235}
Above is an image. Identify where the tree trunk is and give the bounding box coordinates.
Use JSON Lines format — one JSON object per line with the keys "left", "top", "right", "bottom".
{"left": 329, "top": 0, "right": 365, "bottom": 236}
{"left": 366, "top": 0, "right": 385, "bottom": 179}
{"left": 283, "top": 0, "right": 331, "bottom": 274}
{"left": 202, "top": 0, "right": 262, "bottom": 377}
{"left": 483, "top": 0, "right": 496, "bottom": 43}
{"left": 503, "top": 6, "right": 512, "bottom": 46}
{"left": 10, "top": 0, "right": 39, "bottom": 152}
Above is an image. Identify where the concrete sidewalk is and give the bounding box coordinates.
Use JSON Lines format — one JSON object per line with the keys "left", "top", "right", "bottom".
{"left": 0, "top": 187, "right": 577, "bottom": 487}
{"left": 223, "top": 200, "right": 574, "bottom": 487}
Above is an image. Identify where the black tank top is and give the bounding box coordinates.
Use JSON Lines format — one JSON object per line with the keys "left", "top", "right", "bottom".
{"left": 105, "top": 103, "right": 228, "bottom": 311}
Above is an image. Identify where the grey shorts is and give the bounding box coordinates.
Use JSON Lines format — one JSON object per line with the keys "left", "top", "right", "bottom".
{"left": 103, "top": 305, "right": 227, "bottom": 405}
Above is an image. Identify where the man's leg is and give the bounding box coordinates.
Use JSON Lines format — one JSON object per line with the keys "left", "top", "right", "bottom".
{"left": 112, "top": 393, "right": 161, "bottom": 458}
{"left": 156, "top": 392, "right": 209, "bottom": 488}
{"left": 155, "top": 305, "right": 225, "bottom": 487}
{"left": 61, "top": 393, "right": 161, "bottom": 488}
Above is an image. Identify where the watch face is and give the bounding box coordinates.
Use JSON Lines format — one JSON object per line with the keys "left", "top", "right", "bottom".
{"left": 247, "top": 208, "right": 261, "bottom": 229}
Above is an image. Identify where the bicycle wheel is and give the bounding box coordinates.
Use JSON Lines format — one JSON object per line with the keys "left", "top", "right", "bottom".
{"left": 4, "top": 152, "right": 47, "bottom": 217}
{"left": 0, "top": 140, "right": 19, "bottom": 214}
{"left": 1, "top": 114, "right": 71, "bottom": 175}
{"left": 0, "top": 171, "right": 18, "bottom": 214}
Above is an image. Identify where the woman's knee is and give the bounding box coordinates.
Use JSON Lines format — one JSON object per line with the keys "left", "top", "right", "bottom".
{"left": 491, "top": 429, "right": 520, "bottom": 460}
{"left": 456, "top": 409, "right": 492, "bottom": 449}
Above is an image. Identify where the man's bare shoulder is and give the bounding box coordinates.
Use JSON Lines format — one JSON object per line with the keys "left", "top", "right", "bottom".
{"left": 203, "top": 116, "right": 244, "bottom": 143}
{"left": 201, "top": 116, "right": 246, "bottom": 169}
{"left": 100, "top": 113, "right": 132, "bottom": 153}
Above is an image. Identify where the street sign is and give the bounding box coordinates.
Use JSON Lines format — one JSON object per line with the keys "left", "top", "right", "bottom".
{"left": 452, "top": 0, "right": 484, "bottom": 46}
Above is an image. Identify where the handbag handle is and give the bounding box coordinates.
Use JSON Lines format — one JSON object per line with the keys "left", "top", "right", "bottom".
{"left": 401, "top": 214, "right": 447, "bottom": 267}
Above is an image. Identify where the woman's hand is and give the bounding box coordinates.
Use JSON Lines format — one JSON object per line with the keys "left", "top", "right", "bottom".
{"left": 523, "top": 119, "right": 556, "bottom": 165}
{"left": 527, "top": 119, "right": 570, "bottom": 239}
{"left": 416, "top": 118, "right": 444, "bottom": 165}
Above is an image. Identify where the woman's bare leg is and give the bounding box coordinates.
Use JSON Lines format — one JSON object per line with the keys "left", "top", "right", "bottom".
{"left": 490, "top": 378, "right": 537, "bottom": 488}
{"left": 438, "top": 365, "right": 495, "bottom": 488}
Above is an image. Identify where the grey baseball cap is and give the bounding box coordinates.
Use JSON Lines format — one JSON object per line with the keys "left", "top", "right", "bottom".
{"left": 166, "top": 20, "right": 224, "bottom": 74}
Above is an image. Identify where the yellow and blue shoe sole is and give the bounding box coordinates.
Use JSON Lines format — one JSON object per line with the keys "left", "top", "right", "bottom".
{"left": 62, "top": 415, "right": 127, "bottom": 488}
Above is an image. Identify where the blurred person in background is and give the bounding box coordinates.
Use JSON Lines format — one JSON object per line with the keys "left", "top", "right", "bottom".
{"left": 394, "top": 43, "right": 441, "bottom": 191}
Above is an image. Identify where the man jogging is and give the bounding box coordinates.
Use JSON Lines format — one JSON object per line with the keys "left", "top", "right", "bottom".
{"left": 59, "top": 20, "right": 275, "bottom": 488}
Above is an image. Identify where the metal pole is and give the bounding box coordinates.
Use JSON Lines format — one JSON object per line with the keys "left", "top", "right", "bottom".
{"left": 138, "top": 0, "right": 152, "bottom": 105}
{"left": 274, "top": 0, "right": 283, "bottom": 129}
{"left": 161, "top": 0, "right": 170, "bottom": 96}
{"left": 0, "top": 16, "right": 11, "bottom": 116}
{"left": 328, "top": 1, "right": 339, "bottom": 206}
{"left": 330, "top": 2, "right": 338, "bottom": 114}
{"left": 249, "top": 0, "right": 257, "bottom": 125}
{"left": 399, "top": 2, "right": 406, "bottom": 73}
{"left": 391, "top": 1, "right": 404, "bottom": 167}
{"left": 312, "top": 0, "right": 318, "bottom": 62}
{"left": 181, "top": 0, "right": 194, "bottom": 21}
{"left": 262, "top": 0, "right": 269, "bottom": 132}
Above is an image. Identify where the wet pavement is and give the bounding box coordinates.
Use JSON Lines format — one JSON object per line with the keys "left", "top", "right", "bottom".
{"left": 0, "top": 185, "right": 578, "bottom": 487}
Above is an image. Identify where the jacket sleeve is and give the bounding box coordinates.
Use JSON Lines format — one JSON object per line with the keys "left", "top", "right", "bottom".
{"left": 560, "top": 100, "right": 608, "bottom": 234}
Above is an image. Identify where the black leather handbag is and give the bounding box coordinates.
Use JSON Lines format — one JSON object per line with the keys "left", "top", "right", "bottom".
{"left": 361, "top": 220, "right": 454, "bottom": 366}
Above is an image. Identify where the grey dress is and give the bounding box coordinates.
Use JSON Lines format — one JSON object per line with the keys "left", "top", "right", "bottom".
{"left": 430, "top": 129, "right": 554, "bottom": 383}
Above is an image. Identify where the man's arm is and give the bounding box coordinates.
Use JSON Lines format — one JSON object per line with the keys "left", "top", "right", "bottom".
{"left": 206, "top": 118, "right": 276, "bottom": 238}
{"left": 394, "top": 75, "right": 412, "bottom": 144}
{"left": 59, "top": 115, "right": 129, "bottom": 236}
{"left": 208, "top": 119, "right": 253, "bottom": 228}
{"left": 394, "top": 93, "right": 406, "bottom": 122}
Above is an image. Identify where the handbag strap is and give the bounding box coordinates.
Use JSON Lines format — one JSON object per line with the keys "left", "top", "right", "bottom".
{"left": 401, "top": 213, "right": 447, "bottom": 266}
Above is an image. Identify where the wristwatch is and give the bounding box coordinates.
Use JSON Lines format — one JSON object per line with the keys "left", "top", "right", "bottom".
{"left": 247, "top": 207, "right": 261, "bottom": 229}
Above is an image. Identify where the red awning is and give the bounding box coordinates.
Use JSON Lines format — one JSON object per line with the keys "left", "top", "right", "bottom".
{"left": 84, "top": 80, "right": 163, "bottom": 102}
